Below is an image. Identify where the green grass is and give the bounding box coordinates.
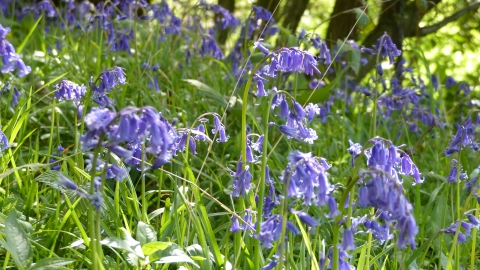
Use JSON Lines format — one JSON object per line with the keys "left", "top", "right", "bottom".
{"left": 1, "top": 1, "right": 480, "bottom": 270}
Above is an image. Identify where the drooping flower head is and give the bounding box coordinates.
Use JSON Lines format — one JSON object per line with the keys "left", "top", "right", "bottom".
{"left": 54, "top": 80, "right": 87, "bottom": 105}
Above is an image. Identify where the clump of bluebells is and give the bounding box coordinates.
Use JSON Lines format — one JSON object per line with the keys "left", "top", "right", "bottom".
{"left": 0, "top": 129, "right": 8, "bottom": 156}
{"left": 0, "top": 23, "right": 31, "bottom": 77}
{"left": 355, "top": 138, "right": 421, "bottom": 249}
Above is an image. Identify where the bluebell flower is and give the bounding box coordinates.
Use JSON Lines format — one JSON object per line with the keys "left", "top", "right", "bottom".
{"left": 112, "top": 28, "right": 134, "bottom": 52}
{"left": 446, "top": 160, "right": 467, "bottom": 183}
{"left": 305, "top": 103, "right": 320, "bottom": 122}
{"left": 0, "top": 24, "right": 31, "bottom": 78}
{"left": 89, "top": 191, "right": 103, "bottom": 212}
{"left": 212, "top": 115, "right": 229, "bottom": 142}
{"left": 277, "top": 124, "right": 298, "bottom": 139}
{"left": 230, "top": 216, "right": 240, "bottom": 232}
{"left": 255, "top": 214, "right": 299, "bottom": 248}
{"left": 106, "top": 164, "right": 128, "bottom": 181}
{"left": 445, "top": 117, "right": 475, "bottom": 156}
{"left": 467, "top": 214, "right": 479, "bottom": 226}
{"left": 232, "top": 162, "right": 252, "bottom": 197}
{"left": 253, "top": 40, "right": 270, "bottom": 55}
{"left": 431, "top": 74, "right": 439, "bottom": 91}
{"left": 261, "top": 258, "right": 278, "bottom": 270}
{"left": 445, "top": 76, "right": 456, "bottom": 88}
{"left": 54, "top": 80, "right": 86, "bottom": 105}
{"left": 91, "top": 67, "right": 126, "bottom": 107}
{"left": 347, "top": 139, "right": 362, "bottom": 167}
{"left": 441, "top": 220, "right": 473, "bottom": 244}
{"left": 206, "top": 3, "right": 240, "bottom": 30}
{"left": 364, "top": 219, "right": 392, "bottom": 244}
{"left": 291, "top": 209, "right": 318, "bottom": 228}
{"left": 35, "top": 0, "right": 56, "bottom": 19}
{"left": 149, "top": 76, "right": 161, "bottom": 92}
{"left": 361, "top": 32, "right": 401, "bottom": 64}
{"left": 57, "top": 173, "right": 78, "bottom": 191}
{"left": 200, "top": 35, "right": 224, "bottom": 60}
{"left": 254, "top": 74, "right": 268, "bottom": 96}
{"left": 341, "top": 229, "right": 355, "bottom": 251}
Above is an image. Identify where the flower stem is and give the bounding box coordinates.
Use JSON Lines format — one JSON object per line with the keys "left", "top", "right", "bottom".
{"left": 253, "top": 95, "right": 273, "bottom": 269}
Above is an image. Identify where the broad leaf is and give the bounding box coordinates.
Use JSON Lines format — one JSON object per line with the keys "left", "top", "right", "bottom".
{"left": 142, "top": 242, "right": 170, "bottom": 256}
{"left": 183, "top": 79, "right": 226, "bottom": 106}
{"left": 136, "top": 221, "right": 157, "bottom": 246}
{"left": 27, "top": 258, "right": 75, "bottom": 270}
{"left": 5, "top": 211, "right": 32, "bottom": 268}
{"left": 101, "top": 237, "right": 144, "bottom": 258}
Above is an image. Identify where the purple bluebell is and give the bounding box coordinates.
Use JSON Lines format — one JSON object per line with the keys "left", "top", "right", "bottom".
{"left": 35, "top": 0, "right": 57, "bottom": 19}
{"left": 467, "top": 214, "right": 479, "bottom": 226}
{"left": 91, "top": 67, "right": 126, "bottom": 107}
{"left": 255, "top": 214, "right": 299, "bottom": 248}
{"left": 200, "top": 35, "right": 224, "bottom": 60}
{"left": 230, "top": 216, "right": 240, "bottom": 232}
{"left": 341, "top": 229, "right": 355, "bottom": 251}
{"left": 212, "top": 115, "right": 229, "bottom": 142}
{"left": 89, "top": 191, "right": 103, "bottom": 212}
{"left": 441, "top": 220, "right": 473, "bottom": 244}
{"left": 232, "top": 162, "right": 252, "bottom": 197}
{"left": 58, "top": 173, "right": 78, "bottom": 191}
{"left": 446, "top": 160, "right": 467, "bottom": 183}
{"left": 54, "top": 80, "right": 86, "bottom": 105}
{"left": 445, "top": 117, "right": 476, "bottom": 156}
{"left": 106, "top": 164, "right": 128, "bottom": 181}
{"left": 291, "top": 209, "right": 318, "bottom": 228}
{"left": 277, "top": 124, "right": 298, "bottom": 138}
{"left": 364, "top": 219, "right": 392, "bottom": 244}
{"left": 206, "top": 4, "right": 240, "bottom": 30}
{"left": 308, "top": 79, "right": 325, "bottom": 90}
{"left": 305, "top": 103, "right": 319, "bottom": 123}
{"left": 376, "top": 64, "right": 383, "bottom": 76}
{"left": 445, "top": 76, "right": 456, "bottom": 88}
{"left": 261, "top": 258, "right": 278, "bottom": 270}
{"left": 112, "top": 28, "right": 134, "bottom": 53}
{"left": 361, "top": 32, "right": 401, "bottom": 64}
{"left": 149, "top": 76, "right": 161, "bottom": 92}
{"left": 254, "top": 40, "right": 270, "bottom": 55}
{"left": 431, "top": 74, "right": 439, "bottom": 91}
{"left": 298, "top": 28, "right": 306, "bottom": 40}
{"left": 347, "top": 139, "right": 362, "bottom": 167}
{"left": 254, "top": 74, "right": 268, "bottom": 96}
{"left": 0, "top": 24, "right": 31, "bottom": 78}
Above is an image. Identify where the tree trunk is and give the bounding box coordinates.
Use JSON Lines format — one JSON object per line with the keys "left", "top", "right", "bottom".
{"left": 217, "top": 0, "right": 235, "bottom": 45}
{"left": 356, "top": 0, "right": 443, "bottom": 81}
{"left": 280, "top": 0, "right": 310, "bottom": 34}
{"left": 256, "top": 0, "right": 281, "bottom": 20}
{"left": 325, "top": 0, "right": 363, "bottom": 46}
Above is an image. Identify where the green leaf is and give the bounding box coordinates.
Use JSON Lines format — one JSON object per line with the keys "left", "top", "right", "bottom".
{"left": 295, "top": 67, "right": 349, "bottom": 104}
{"left": 5, "top": 211, "right": 33, "bottom": 268}
{"left": 142, "top": 241, "right": 170, "bottom": 256}
{"left": 136, "top": 221, "right": 157, "bottom": 246}
{"left": 101, "top": 237, "right": 144, "bottom": 258}
{"left": 183, "top": 79, "right": 227, "bottom": 106}
{"left": 152, "top": 243, "right": 199, "bottom": 268}
{"left": 352, "top": 8, "right": 369, "bottom": 29}
{"left": 27, "top": 258, "right": 75, "bottom": 270}
{"left": 17, "top": 16, "right": 42, "bottom": 54}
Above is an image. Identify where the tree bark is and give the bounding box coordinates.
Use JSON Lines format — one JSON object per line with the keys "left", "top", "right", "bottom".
{"left": 325, "top": 0, "right": 363, "bottom": 46}
{"left": 256, "top": 0, "right": 281, "bottom": 20}
{"left": 217, "top": 0, "right": 235, "bottom": 45}
{"left": 280, "top": 0, "right": 310, "bottom": 34}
